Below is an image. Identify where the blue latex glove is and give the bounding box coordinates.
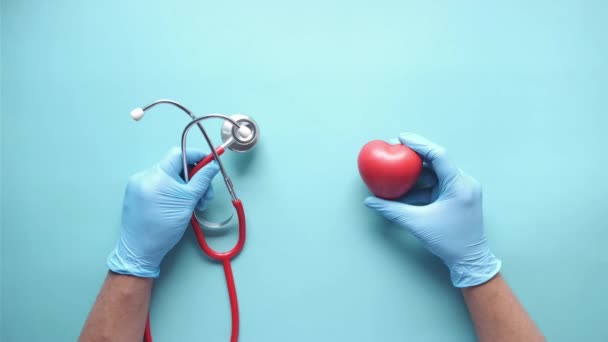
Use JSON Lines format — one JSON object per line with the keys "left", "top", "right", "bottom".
{"left": 107, "top": 147, "right": 220, "bottom": 278}
{"left": 364, "top": 133, "right": 501, "bottom": 287}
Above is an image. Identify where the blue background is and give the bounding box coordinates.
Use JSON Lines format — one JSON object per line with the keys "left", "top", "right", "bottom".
{"left": 1, "top": 1, "right": 607, "bottom": 341}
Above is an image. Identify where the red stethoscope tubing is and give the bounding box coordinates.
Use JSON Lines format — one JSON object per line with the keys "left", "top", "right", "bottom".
{"left": 144, "top": 146, "right": 246, "bottom": 342}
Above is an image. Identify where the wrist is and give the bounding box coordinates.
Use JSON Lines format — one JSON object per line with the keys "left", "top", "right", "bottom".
{"left": 449, "top": 251, "right": 502, "bottom": 288}
{"left": 108, "top": 270, "right": 156, "bottom": 284}
{"left": 460, "top": 271, "right": 501, "bottom": 295}
{"left": 107, "top": 237, "right": 161, "bottom": 278}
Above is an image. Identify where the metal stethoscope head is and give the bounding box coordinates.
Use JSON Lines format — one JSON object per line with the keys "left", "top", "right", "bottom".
{"left": 130, "top": 99, "right": 259, "bottom": 229}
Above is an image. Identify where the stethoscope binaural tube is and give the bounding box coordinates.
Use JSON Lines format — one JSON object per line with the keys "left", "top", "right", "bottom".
{"left": 132, "top": 100, "right": 258, "bottom": 229}
{"left": 180, "top": 114, "right": 243, "bottom": 200}
{"left": 132, "top": 100, "right": 245, "bottom": 198}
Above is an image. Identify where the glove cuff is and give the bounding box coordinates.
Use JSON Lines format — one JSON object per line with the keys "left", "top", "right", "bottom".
{"left": 449, "top": 252, "right": 502, "bottom": 288}
{"left": 107, "top": 238, "right": 160, "bottom": 278}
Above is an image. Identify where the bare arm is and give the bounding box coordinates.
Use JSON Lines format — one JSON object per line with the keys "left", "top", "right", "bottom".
{"left": 79, "top": 149, "right": 219, "bottom": 340}
{"left": 462, "top": 273, "right": 545, "bottom": 342}
{"left": 79, "top": 272, "right": 152, "bottom": 342}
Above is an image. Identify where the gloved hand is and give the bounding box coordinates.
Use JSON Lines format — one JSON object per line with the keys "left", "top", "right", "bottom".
{"left": 364, "top": 133, "right": 501, "bottom": 287}
{"left": 107, "top": 147, "right": 219, "bottom": 278}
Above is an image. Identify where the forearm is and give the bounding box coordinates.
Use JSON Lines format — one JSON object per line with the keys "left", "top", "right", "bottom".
{"left": 462, "top": 273, "right": 544, "bottom": 342}
{"left": 79, "top": 272, "right": 153, "bottom": 342}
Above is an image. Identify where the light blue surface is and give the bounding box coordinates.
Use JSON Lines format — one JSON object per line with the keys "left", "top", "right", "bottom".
{"left": 1, "top": 1, "right": 607, "bottom": 341}
{"left": 0, "top": 5, "right": 3, "bottom": 334}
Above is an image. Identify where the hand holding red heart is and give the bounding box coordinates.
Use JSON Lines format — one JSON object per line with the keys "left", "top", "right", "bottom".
{"left": 361, "top": 133, "right": 501, "bottom": 288}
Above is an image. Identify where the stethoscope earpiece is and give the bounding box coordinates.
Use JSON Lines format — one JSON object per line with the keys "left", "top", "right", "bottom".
{"left": 130, "top": 108, "right": 145, "bottom": 121}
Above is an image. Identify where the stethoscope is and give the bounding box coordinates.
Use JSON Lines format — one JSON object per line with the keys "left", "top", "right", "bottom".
{"left": 130, "top": 99, "right": 260, "bottom": 342}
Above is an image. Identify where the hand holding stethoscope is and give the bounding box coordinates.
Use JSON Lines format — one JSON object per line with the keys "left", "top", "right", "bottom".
{"left": 130, "top": 100, "right": 260, "bottom": 342}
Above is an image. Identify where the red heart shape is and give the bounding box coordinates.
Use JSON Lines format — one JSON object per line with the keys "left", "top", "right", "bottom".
{"left": 358, "top": 140, "right": 422, "bottom": 199}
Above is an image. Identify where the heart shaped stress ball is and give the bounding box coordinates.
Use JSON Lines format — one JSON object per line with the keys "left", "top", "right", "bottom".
{"left": 358, "top": 140, "right": 423, "bottom": 199}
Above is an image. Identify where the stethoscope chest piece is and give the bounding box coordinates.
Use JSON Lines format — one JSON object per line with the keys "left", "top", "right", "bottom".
{"left": 222, "top": 114, "right": 260, "bottom": 152}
